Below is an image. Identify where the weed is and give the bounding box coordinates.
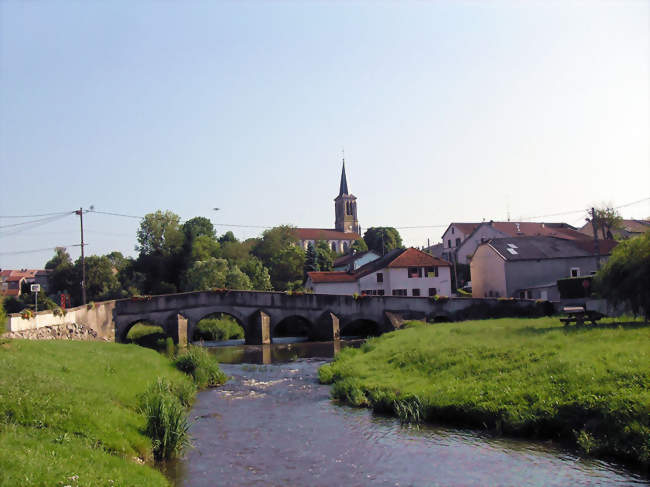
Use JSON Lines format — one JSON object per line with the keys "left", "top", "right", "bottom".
{"left": 174, "top": 346, "right": 227, "bottom": 388}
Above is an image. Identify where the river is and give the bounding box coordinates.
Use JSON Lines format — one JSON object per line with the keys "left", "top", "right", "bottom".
{"left": 170, "top": 340, "right": 648, "bottom": 486}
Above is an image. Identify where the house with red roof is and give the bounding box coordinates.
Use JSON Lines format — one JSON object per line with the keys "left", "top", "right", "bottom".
{"left": 306, "top": 247, "right": 452, "bottom": 297}
{"left": 294, "top": 160, "right": 362, "bottom": 254}
{"left": 0, "top": 269, "right": 49, "bottom": 297}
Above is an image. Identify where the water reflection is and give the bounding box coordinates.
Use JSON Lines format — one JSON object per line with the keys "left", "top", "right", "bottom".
{"left": 198, "top": 338, "right": 361, "bottom": 364}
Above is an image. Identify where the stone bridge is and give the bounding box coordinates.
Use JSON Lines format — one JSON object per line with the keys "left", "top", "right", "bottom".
{"left": 113, "top": 290, "right": 547, "bottom": 345}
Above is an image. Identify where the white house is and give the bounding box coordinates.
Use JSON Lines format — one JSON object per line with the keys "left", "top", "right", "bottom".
{"left": 306, "top": 247, "right": 452, "bottom": 297}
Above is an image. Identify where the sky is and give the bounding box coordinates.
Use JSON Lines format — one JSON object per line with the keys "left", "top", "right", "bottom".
{"left": 1, "top": 0, "right": 648, "bottom": 269}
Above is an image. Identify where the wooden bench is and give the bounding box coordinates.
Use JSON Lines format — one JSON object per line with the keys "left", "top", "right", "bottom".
{"left": 560, "top": 306, "right": 605, "bottom": 326}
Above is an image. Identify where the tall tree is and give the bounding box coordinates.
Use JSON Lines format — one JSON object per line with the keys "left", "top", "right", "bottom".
{"left": 225, "top": 265, "right": 252, "bottom": 290}
{"left": 588, "top": 205, "right": 623, "bottom": 240}
{"left": 596, "top": 233, "right": 650, "bottom": 320}
{"left": 190, "top": 235, "right": 221, "bottom": 262}
{"left": 304, "top": 242, "right": 319, "bottom": 275}
{"left": 363, "top": 227, "right": 403, "bottom": 255}
{"left": 252, "top": 226, "right": 304, "bottom": 290}
{"left": 45, "top": 247, "right": 77, "bottom": 300}
{"left": 183, "top": 257, "right": 228, "bottom": 291}
{"left": 218, "top": 231, "right": 237, "bottom": 244}
{"left": 74, "top": 255, "right": 121, "bottom": 302}
{"left": 136, "top": 210, "right": 185, "bottom": 257}
{"left": 183, "top": 217, "right": 216, "bottom": 242}
{"left": 315, "top": 240, "right": 335, "bottom": 271}
{"left": 351, "top": 238, "right": 369, "bottom": 253}
{"left": 240, "top": 257, "right": 273, "bottom": 291}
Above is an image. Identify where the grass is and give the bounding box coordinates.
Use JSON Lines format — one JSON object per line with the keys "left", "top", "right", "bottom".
{"left": 127, "top": 323, "right": 169, "bottom": 349}
{"left": 193, "top": 316, "right": 244, "bottom": 341}
{"left": 319, "top": 316, "right": 650, "bottom": 468}
{"left": 174, "top": 345, "right": 228, "bottom": 388}
{"left": 0, "top": 339, "right": 195, "bottom": 486}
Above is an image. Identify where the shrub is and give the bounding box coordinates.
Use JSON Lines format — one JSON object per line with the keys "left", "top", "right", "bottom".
{"left": 138, "top": 378, "right": 190, "bottom": 461}
{"left": 174, "top": 346, "right": 227, "bottom": 388}
{"left": 193, "top": 317, "right": 244, "bottom": 341}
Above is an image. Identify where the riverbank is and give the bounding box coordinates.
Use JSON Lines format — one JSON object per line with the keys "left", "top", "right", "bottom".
{"left": 0, "top": 339, "right": 198, "bottom": 486}
{"left": 319, "top": 316, "right": 650, "bottom": 469}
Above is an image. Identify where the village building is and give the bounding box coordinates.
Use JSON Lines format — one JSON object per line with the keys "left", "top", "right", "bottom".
{"left": 0, "top": 269, "right": 50, "bottom": 297}
{"left": 294, "top": 160, "right": 361, "bottom": 253}
{"left": 577, "top": 218, "right": 650, "bottom": 240}
{"left": 470, "top": 236, "right": 617, "bottom": 301}
{"left": 332, "top": 250, "right": 381, "bottom": 271}
{"left": 306, "top": 247, "right": 452, "bottom": 297}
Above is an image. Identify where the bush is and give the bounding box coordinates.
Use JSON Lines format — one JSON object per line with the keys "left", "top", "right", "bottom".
{"left": 174, "top": 346, "right": 227, "bottom": 388}
{"left": 138, "top": 378, "right": 191, "bottom": 461}
{"left": 193, "top": 316, "right": 244, "bottom": 341}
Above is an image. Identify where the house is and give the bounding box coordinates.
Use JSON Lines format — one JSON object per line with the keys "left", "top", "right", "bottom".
{"left": 0, "top": 269, "right": 50, "bottom": 297}
{"left": 578, "top": 219, "right": 650, "bottom": 240}
{"left": 306, "top": 247, "right": 452, "bottom": 297}
{"left": 332, "top": 250, "right": 380, "bottom": 271}
{"left": 470, "top": 236, "right": 617, "bottom": 301}
{"left": 442, "top": 221, "right": 590, "bottom": 266}
{"left": 294, "top": 160, "right": 361, "bottom": 253}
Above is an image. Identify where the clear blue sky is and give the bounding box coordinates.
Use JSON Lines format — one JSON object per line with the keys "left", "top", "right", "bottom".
{"left": 1, "top": 1, "right": 648, "bottom": 269}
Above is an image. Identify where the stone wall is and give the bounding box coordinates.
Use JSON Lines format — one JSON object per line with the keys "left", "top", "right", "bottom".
{"left": 2, "top": 322, "right": 107, "bottom": 341}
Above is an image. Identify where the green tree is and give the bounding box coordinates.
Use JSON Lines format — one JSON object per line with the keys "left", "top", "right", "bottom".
{"left": 351, "top": 238, "right": 369, "bottom": 253}
{"left": 240, "top": 257, "right": 273, "bottom": 291}
{"left": 183, "top": 217, "right": 216, "bottom": 242}
{"left": 136, "top": 210, "right": 185, "bottom": 257}
{"left": 45, "top": 247, "right": 77, "bottom": 299}
{"left": 315, "top": 240, "right": 335, "bottom": 271}
{"left": 75, "top": 255, "right": 122, "bottom": 302}
{"left": 190, "top": 235, "right": 221, "bottom": 262}
{"left": 220, "top": 240, "right": 250, "bottom": 265}
{"left": 252, "top": 226, "right": 305, "bottom": 290}
{"left": 587, "top": 205, "right": 623, "bottom": 240}
{"left": 218, "top": 231, "right": 237, "bottom": 244}
{"left": 225, "top": 265, "right": 252, "bottom": 290}
{"left": 363, "top": 227, "right": 403, "bottom": 255}
{"left": 304, "top": 242, "right": 319, "bottom": 275}
{"left": 183, "top": 257, "right": 229, "bottom": 291}
{"left": 596, "top": 233, "right": 650, "bottom": 320}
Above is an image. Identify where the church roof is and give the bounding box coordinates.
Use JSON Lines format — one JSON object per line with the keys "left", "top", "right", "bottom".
{"left": 339, "top": 159, "right": 349, "bottom": 196}
{"left": 294, "top": 228, "right": 361, "bottom": 241}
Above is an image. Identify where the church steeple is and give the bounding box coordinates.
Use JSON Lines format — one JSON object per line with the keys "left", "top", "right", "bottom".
{"left": 339, "top": 159, "right": 349, "bottom": 196}
{"left": 334, "top": 158, "right": 359, "bottom": 234}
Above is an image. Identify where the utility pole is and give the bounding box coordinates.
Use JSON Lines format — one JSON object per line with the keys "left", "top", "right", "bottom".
{"left": 590, "top": 207, "right": 601, "bottom": 271}
{"left": 75, "top": 207, "right": 87, "bottom": 305}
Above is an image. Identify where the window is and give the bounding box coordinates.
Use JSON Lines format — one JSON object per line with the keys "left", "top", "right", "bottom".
{"left": 451, "top": 227, "right": 455, "bottom": 234}
{"left": 408, "top": 267, "right": 422, "bottom": 278}
{"left": 343, "top": 242, "right": 349, "bottom": 252}
{"left": 570, "top": 267, "right": 580, "bottom": 278}
{"left": 455, "top": 238, "right": 461, "bottom": 247}
{"left": 428, "top": 288, "right": 437, "bottom": 296}
{"left": 376, "top": 273, "right": 383, "bottom": 283}
{"left": 331, "top": 242, "right": 337, "bottom": 252}
{"left": 425, "top": 266, "right": 438, "bottom": 277}
{"left": 392, "top": 289, "right": 407, "bottom": 296}
{"left": 412, "top": 289, "right": 421, "bottom": 297}
{"left": 448, "top": 239, "right": 452, "bottom": 248}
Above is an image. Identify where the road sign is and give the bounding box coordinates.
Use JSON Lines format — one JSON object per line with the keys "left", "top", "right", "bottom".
{"left": 30, "top": 284, "right": 41, "bottom": 292}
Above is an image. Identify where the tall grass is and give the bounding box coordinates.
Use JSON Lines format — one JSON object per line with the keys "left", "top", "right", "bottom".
{"left": 174, "top": 345, "right": 227, "bottom": 388}
{"left": 319, "top": 317, "right": 650, "bottom": 467}
{"left": 193, "top": 316, "right": 244, "bottom": 341}
{"left": 138, "top": 378, "right": 191, "bottom": 461}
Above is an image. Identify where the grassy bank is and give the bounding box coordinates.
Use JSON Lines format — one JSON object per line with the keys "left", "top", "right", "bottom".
{"left": 0, "top": 340, "right": 207, "bottom": 486}
{"left": 193, "top": 315, "right": 244, "bottom": 341}
{"left": 319, "top": 317, "right": 650, "bottom": 467}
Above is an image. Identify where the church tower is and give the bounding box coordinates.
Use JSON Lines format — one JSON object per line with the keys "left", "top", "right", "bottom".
{"left": 334, "top": 159, "right": 360, "bottom": 234}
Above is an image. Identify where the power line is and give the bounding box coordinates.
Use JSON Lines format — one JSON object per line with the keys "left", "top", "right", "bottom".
{"left": 0, "top": 244, "right": 82, "bottom": 256}
{"left": 0, "top": 211, "right": 73, "bottom": 219}
{"left": 0, "top": 213, "right": 74, "bottom": 229}
{"left": 89, "top": 210, "right": 143, "bottom": 220}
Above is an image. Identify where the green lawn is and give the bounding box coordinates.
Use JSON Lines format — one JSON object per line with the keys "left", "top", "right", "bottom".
{"left": 0, "top": 339, "right": 195, "bottom": 486}
{"left": 319, "top": 316, "right": 650, "bottom": 467}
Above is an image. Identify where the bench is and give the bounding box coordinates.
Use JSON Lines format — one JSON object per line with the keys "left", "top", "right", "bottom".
{"left": 560, "top": 306, "right": 605, "bottom": 326}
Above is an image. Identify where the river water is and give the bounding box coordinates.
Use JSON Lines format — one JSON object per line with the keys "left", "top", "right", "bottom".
{"left": 171, "top": 340, "right": 648, "bottom": 487}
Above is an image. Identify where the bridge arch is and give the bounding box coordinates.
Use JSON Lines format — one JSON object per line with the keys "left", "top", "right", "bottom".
{"left": 339, "top": 317, "right": 382, "bottom": 338}
{"left": 120, "top": 317, "right": 169, "bottom": 345}
{"left": 191, "top": 311, "right": 246, "bottom": 342}
{"left": 271, "top": 315, "right": 314, "bottom": 342}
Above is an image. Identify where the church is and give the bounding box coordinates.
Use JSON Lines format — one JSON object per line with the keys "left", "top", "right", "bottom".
{"left": 294, "top": 160, "right": 361, "bottom": 253}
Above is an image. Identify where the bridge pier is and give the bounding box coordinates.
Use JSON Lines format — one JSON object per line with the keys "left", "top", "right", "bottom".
{"left": 310, "top": 312, "right": 340, "bottom": 342}
{"left": 246, "top": 310, "right": 271, "bottom": 345}
{"left": 168, "top": 313, "right": 189, "bottom": 347}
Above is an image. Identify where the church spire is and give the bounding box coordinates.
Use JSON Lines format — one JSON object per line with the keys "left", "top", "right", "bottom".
{"left": 339, "top": 159, "right": 349, "bottom": 196}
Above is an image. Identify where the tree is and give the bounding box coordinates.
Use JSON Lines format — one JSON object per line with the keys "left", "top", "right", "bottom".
{"left": 240, "top": 257, "right": 273, "bottom": 291}
{"left": 220, "top": 240, "right": 250, "bottom": 265}
{"left": 190, "top": 235, "right": 221, "bottom": 262}
{"left": 183, "top": 217, "right": 216, "bottom": 242}
{"left": 136, "top": 210, "right": 185, "bottom": 257}
{"left": 45, "top": 247, "right": 77, "bottom": 300}
{"left": 218, "top": 231, "right": 237, "bottom": 244}
{"left": 315, "top": 240, "right": 335, "bottom": 271}
{"left": 225, "top": 265, "right": 252, "bottom": 290}
{"left": 304, "top": 242, "right": 319, "bottom": 275}
{"left": 363, "top": 227, "right": 403, "bottom": 255}
{"left": 252, "top": 226, "right": 305, "bottom": 290}
{"left": 75, "top": 255, "right": 122, "bottom": 302}
{"left": 183, "top": 257, "right": 228, "bottom": 291}
{"left": 596, "top": 233, "right": 650, "bottom": 320}
{"left": 588, "top": 206, "right": 623, "bottom": 240}
{"left": 351, "top": 238, "right": 368, "bottom": 253}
